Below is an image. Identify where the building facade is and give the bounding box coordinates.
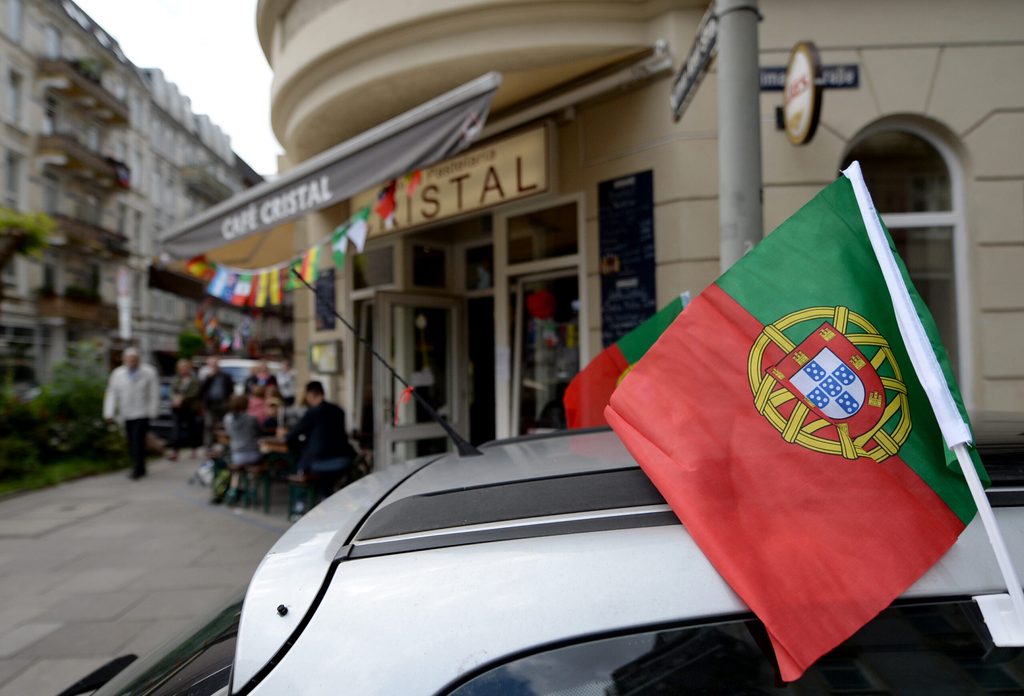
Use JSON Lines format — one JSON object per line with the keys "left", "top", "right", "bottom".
{"left": 252, "top": 0, "right": 1023, "bottom": 463}
{"left": 0, "top": 0, "right": 266, "bottom": 384}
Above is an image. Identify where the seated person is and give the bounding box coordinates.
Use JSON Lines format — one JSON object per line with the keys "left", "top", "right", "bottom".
{"left": 263, "top": 398, "right": 286, "bottom": 438}
{"left": 223, "top": 394, "right": 263, "bottom": 467}
{"left": 247, "top": 385, "right": 268, "bottom": 424}
{"left": 286, "top": 381, "right": 357, "bottom": 501}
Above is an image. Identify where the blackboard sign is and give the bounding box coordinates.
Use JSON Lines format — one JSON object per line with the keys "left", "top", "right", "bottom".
{"left": 315, "top": 268, "right": 336, "bottom": 331}
{"left": 599, "top": 170, "right": 655, "bottom": 346}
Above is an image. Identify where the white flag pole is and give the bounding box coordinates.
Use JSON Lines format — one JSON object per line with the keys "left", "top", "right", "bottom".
{"left": 842, "top": 161, "right": 1024, "bottom": 645}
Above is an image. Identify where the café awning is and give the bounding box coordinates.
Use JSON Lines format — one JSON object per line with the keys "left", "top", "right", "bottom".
{"left": 158, "top": 72, "right": 502, "bottom": 260}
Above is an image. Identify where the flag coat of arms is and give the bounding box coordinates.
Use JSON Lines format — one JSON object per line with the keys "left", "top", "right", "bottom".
{"left": 605, "top": 170, "right": 987, "bottom": 680}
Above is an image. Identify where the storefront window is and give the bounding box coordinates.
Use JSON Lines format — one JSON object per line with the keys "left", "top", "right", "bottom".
{"left": 352, "top": 246, "right": 394, "bottom": 290}
{"left": 391, "top": 305, "right": 450, "bottom": 427}
{"left": 513, "top": 274, "right": 580, "bottom": 435}
{"left": 464, "top": 244, "right": 493, "bottom": 291}
{"left": 412, "top": 244, "right": 447, "bottom": 288}
{"left": 507, "top": 202, "right": 578, "bottom": 264}
{"left": 842, "top": 130, "right": 959, "bottom": 371}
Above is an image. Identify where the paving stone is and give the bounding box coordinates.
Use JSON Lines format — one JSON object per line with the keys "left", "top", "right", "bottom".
{"left": 0, "top": 622, "right": 63, "bottom": 659}
{"left": 0, "top": 658, "right": 30, "bottom": 685}
{"left": 0, "top": 518, "right": 74, "bottom": 538}
{"left": 0, "top": 455, "right": 283, "bottom": 693}
{"left": 0, "top": 656, "right": 115, "bottom": 696}
{"left": 46, "top": 567, "right": 147, "bottom": 596}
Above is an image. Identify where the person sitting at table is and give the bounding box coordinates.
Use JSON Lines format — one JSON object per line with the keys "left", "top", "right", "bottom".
{"left": 247, "top": 385, "right": 268, "bottom": 424}
{"left": 286, "top": 381, "right": 357, "bottom": 504}
{"left": 224, "top": 394, "right": 263, "bottom": 467}
{"left": 263, "top": 398, "right": 285, "bottom": 437}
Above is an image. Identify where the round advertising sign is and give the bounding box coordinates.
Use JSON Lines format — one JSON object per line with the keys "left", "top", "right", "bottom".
{"left": 783, "top": 41, "right": 822, "bottom": 145}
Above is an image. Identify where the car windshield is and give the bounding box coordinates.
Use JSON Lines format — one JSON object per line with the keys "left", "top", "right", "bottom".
{"left": 94, "top": 588, "right": 242, "bottom": 696}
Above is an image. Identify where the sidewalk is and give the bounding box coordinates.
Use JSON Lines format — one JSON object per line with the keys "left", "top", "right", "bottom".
{"left": 0, "top": 456, "right": 290, "bottom": 695}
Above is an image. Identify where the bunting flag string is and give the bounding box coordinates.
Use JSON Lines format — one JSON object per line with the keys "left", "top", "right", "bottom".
{"left": 185, "top": 172, "right": 409, "bottom": 303}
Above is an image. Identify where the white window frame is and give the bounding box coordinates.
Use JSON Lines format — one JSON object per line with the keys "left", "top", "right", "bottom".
{"left": 44, "top": 24, "right": 61, "bottom": 59}
{"left": 6, "top": 69, "right": 22, "bottom": 126}
{"left": 4, "top": 150, "right": 21, "bottom": 209}
{"left": 844, "top": 119, "right": 971, "bottom": 409}
{"left": 7, "top": 0, "right": 22, "bottom": 44}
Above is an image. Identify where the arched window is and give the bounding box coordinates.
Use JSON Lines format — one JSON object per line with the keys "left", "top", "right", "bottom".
{"left": 841, "top": 127, "right": 964, "bottom": 383}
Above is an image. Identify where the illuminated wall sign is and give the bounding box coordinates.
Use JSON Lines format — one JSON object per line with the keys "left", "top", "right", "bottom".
{"left": 783, "top": 41, "right": 823, "bottom": 146}
{"left": 352, "top": 125, "right": 549, "bottom": 237}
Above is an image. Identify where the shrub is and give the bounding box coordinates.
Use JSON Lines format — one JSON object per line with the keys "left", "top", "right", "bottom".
{"left": 34, "top": 340, "right": 126, "bottom": 461}
{"left": 0, "top": 437, "right": 40, "bottom": 479}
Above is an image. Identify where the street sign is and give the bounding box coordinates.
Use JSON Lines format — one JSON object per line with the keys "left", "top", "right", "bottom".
{"left": 670, "top": 4, "right": 718, "bottom": 121}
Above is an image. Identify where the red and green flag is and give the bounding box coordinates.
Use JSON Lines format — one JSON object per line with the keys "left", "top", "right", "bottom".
{"left": 563, "top": 292, "right": 689, "bottom": 428}
{"left": 605, "top": 165, "right": 987, "bottom": 681}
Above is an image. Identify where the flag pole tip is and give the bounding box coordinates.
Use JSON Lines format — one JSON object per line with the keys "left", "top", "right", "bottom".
{"left": 974, "top": 594, "right": 1024, "bottom": 646}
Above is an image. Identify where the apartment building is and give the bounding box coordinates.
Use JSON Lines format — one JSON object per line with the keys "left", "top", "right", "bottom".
{"left": 0, "top": 0, "right": 269, "bottom": 385}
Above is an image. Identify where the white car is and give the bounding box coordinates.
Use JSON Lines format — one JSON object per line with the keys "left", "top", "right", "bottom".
{"left": 73, "top": 414, "right": 1024, "bottom": 695}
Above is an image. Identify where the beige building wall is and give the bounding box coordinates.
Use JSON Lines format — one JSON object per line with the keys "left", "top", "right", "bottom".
{"left": 260, "top": 0, "right": 1024, "bottom": 415}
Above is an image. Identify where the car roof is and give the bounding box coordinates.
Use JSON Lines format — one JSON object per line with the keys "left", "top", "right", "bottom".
{"left": 234, "top": 414, "right": 1024, "bottom": 695}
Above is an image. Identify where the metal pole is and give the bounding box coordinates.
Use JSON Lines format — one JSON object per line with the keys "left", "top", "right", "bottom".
{"left": 716, "top": 0, "right": 763, "bottom": 271}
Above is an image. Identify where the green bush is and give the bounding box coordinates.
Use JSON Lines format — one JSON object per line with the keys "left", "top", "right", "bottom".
{"left": 34, "top": 340, "right": 126, "bottom": 461}
{"left": 178, "top": 331, "right": 205, "bottom": 359}
{"left": 0, "top": 437, "right": 40, "bottom": 479}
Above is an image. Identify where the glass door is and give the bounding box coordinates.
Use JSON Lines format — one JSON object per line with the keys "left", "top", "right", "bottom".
{"left": 510, "top": 271, "right": 580, "bottom": 436}
{"left": 374, "top": 292, "right": 466, "bottom": 466}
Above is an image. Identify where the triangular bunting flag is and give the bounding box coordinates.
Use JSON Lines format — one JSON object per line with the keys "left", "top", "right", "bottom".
{"left": 284, "top": 259, "right": 303, "bottom": 291}
{"left": 331, "top": 224, "right": 349, "bottom": 268}
{"left": 186, "top": 255, "right": 214, "bottom": 280}
{"left": 374, "top": 180, "right": 397, "bottom": 224}
{"left": 348, "top": 207, "right": 370, "bottom": 253}
{"left": 206, "top": 267, "right": 230, "bottom": 299}
{"left": 269, "top": 268, "right": 282, "bottom": 305}
{"left": 404, "top": 170, "right": 422, "bottom": 198}
{"left": 255, "top": 271, "right": 269, "bottom": 308}
{"left": 301, "top": 246, "right": 321, "bottom": 284}
{"left": 231, "top": 274, "right": 253, "bottom": 306}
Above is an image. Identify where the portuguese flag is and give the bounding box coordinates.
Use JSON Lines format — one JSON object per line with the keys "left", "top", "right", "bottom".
{"left": 606, "top": 164, "right": 987, "bottom": 681}
{"left": 563, "top": 293, "right": 689, "bottom": 428}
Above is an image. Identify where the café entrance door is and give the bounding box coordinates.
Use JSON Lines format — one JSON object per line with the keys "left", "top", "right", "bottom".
{"left": 372, "top": 292, "right": 467, "bottom": 467}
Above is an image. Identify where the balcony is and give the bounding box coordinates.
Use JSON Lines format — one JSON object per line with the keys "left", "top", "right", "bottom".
{"left": 36, "top": 59, "right": 130, "bottom": 125}
{"left": 53, "top": 214, "right": 130, "bottom": 257}
{"left": 182, "top": 165, "right": 234, "bottom": 204}
{"left": 37, "top": 133, "right": 131, "bottom": 189}
{"left": 37, "top": 293, "right": 117, "bottom": 327}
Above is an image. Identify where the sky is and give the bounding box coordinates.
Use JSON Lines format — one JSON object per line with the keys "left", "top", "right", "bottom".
{"left": 75, "top": 0, "right": 282, "bottom": 176}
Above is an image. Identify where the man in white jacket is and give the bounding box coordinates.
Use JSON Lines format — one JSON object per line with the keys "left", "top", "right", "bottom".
{"left": 103, "top": 347, "right": 159, "bottom": 479}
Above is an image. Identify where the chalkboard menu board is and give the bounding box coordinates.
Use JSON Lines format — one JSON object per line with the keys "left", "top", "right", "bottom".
{"left": 599, "top": 170, "right": 655, "bottom": 346}
{"left": 315, "top": 268, "right": 336, "bottom": 331}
